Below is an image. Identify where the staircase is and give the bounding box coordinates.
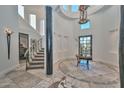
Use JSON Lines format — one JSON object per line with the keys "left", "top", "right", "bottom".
{"left": 26, "top": 48, "right": 45, "bottom": 70}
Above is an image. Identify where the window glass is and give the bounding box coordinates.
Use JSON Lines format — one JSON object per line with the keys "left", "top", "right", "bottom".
{"left": 71, "top": 5, "right": 79, "bottom": 12}
{"left": 18, "top": 5, "right": 24, "bottom": 18}
{"left": 79, "top": 35, "right": 92, "bottom": 58}
{"left": 80, "top": 21, "right": 91, "bottom": 30}
{"left": 80, "top": 37, "right": 83, "bottom": 41}
{"left": 63, "top": 5, "right": 67, "bottom": 11}
{"left": 40, "top": 20, "right": 45, "bottom": 35}
{"left": 30, "top": 14, "right": 36, "bottom": 29}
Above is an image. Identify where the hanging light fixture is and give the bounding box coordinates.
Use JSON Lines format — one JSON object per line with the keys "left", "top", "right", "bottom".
{"left": 79, "top": 5, "right": 89, "bottom": 24}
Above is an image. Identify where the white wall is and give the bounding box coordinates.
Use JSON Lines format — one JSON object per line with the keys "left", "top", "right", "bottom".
{"left": 53, "top": 5, "right": 120, "bottom": 66}
{"left": 72, "top": 7, "right": 107, "bottom": 63}
{"left": 24, "top": 6, "right": 43, "bottom": 33}
{"left": 0, "top": 5, "right": 119, "bottom": 77}
{"left": 71, "top": 5, "right": 120, "bottom": 66}
{"left": 0, "top": 6, "right": 19, "bottom": 76}
{"left": 19, "top": 16, "right": 41, "bottom": 42}
{"left": 23, "top": 6, "right": 44, "bottom": 48}
{"left": 100, "top": 6, "right": 120, "bottom": 66}
{"left": 0, "top": 5, "right": 43, "bottom": 76}
{"left": 53, "top": 11, "right": 74, "bottom": 63}
{"left": 18, "top": 16, "right": 42, "bottom": 62}
{"left": 70, "top": 6, "right": 120, "bottom": 66}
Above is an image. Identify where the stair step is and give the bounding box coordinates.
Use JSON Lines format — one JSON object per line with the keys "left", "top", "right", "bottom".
{"left": 37, "top": 52, "right": 44, "bottom": 55}
{"left": 32, "top": 57, "right": 44, "bottom": 59}
{"left": 35, "top": 55, "right": 44, "bottom": 57}
{"left": 37, "top": 51, "right": 44, "bottom": 52}
{"left": 27, "top": 65, "right": 44, "bottom": 70}
{"left": 39, "top": 50, "right": 44, "bottom": 52}
{"left": 32, "top": 60, "right": 44, "bottom": 62}
{"left": 32, "top": 58, "right": 44, "bottom": 61}
{"left": 29, "top": 62, "right": 44, "bottom": 65}
{"left": 38, "top": 48, "right": 44, "bottom": 52}
{"left": 34, "top": 57, "right": 44, "bottom": 59}
{"left": 26, "top": 63, "right": 44, "bottom": 70}
{"left": 35, "top": 54, "right": 44, "bottom": 56}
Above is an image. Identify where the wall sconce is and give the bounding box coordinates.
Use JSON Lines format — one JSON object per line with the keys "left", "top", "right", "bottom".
{"left": 4, "top": 27, "right": 14, "bottom": 59}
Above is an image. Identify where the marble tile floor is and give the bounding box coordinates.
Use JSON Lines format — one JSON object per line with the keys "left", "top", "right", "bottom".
{"left": 0, "top": 59, "right": 120, "bottom": 88}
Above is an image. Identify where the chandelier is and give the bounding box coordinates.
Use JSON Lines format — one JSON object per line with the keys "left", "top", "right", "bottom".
{"left": 79, "top": 5, "right": 89, "bottom": 24}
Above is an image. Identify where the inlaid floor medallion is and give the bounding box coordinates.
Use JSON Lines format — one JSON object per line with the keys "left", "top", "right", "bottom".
{"left": 59, "top": 59, "right": 119, "bottom": 85}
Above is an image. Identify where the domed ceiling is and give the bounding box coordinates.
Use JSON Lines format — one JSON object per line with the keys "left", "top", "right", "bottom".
{"left": 55, "top": 5, "right": 107, "bottom": 19}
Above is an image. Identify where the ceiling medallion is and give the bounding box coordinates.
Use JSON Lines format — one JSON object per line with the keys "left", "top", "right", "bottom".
{"left": 79, "top": 5, "right": 90, "bottom": 24}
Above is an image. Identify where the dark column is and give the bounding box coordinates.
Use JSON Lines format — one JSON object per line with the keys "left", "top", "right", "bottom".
{"left": 46, "top": 6, "right": 53, "bottom": 75}
{"left": 119, "top": 5, "right": 124, "bottom": 88}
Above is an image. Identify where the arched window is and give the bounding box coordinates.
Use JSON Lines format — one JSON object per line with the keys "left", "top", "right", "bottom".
{"left": 80, "top": 21, "right": 91, "bottom": 30}
{"left": 18, "top": 5, "right": 24, "bottom": 18}
{"left": 30, "top": 14, "right": 36, "bottom": 29}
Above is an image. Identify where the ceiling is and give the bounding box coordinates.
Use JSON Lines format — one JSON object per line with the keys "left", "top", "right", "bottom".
{"left": 58, "top": 5, "right": 108, "bottom": 19}
{"left": 24, "top": 5, "right": 44, "bottom": 19}
{"left": 23, "top": 5, "right": 112, "bottom": 20}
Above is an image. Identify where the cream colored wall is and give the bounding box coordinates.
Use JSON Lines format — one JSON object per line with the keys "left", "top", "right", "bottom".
{"left": 71, "top": 7, "right": 107, "bottom": 63}
{"left": 53, "top": 11, "right": 74, "bottom": 62}
{"left": 72, "top": 6, "right": 120, "bottom": 66}
{"left": 18, "top": 16, "right": 42, "bottom": 59}
{"left": 53, "top": 5, "right": 120, "bottom": 66}
{"left": 0, "top": 6, "right": 19, "bottom": 76}
{"left": 0, "top": 5, "right": 120, "bottom": 77}
{"left": 23, "top": 6, "right": 45, "bottom": 49}
{"left": 99, "top": 6, "right": 120, "bottom": 66}
{"left": 0, "top": 5, "right": 43, "bottom": 76}
{"left": 19, "top": 16, "right": 41, "bottom": 42}
{"left": 24, "top": 6, "right": 44, "bottom": 33}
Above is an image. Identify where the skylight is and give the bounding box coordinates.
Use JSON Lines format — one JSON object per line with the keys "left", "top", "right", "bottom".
{"left": 71, "top": 5, "right": 79, "bottom": 12}
{"left": 63, "top": 5, "right": 67, "bottom": 11}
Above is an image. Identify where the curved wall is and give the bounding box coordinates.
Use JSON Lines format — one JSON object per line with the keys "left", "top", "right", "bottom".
{"left": 53, "top": 5, "right": 120, "bottom": 66}
{"left": 72, "top": 5, "right": 120, "bottom": 66}
{"left": 53, "top": 10, "right": 74, "bottom": 62}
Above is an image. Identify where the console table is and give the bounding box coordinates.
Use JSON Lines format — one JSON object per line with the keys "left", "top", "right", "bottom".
{"left": 76, "top": 55, "right": 92, "bottom": 70}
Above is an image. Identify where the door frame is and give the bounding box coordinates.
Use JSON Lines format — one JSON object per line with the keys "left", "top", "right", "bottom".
{"left": 19, "top": 33, "right": 29, "bottom": 61}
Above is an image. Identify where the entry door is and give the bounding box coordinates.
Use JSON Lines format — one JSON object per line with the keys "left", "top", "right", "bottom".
{"left": 19, "top": 33, "right": 29, "bottom": 60}
{"left": 79, "top": 35, "right": 92, "bottom": 59}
